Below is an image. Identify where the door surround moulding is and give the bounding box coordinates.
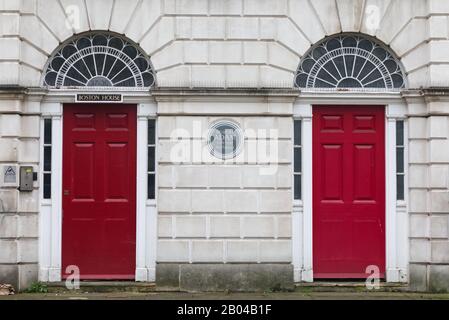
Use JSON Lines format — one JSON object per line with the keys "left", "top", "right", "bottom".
{"left": 292, "top": 96, "right": 408, "bottom": 283}
{"left": 38, "top": 99, "right": 157, "bottom": 282}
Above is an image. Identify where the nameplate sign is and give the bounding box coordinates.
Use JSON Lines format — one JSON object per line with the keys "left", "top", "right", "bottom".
{"left": 76, "top": 94, "right": 123, "bottom": 103}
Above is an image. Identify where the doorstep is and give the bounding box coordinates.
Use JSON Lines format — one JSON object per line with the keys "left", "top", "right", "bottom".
{"left": 45, "top": 281, "right": 410, "bottom": 294}
{"left": 46, "top": 281, "right": 161, "bottom": 293}
{"left": 295, "top": 282, "right": 410, "bottom": 293}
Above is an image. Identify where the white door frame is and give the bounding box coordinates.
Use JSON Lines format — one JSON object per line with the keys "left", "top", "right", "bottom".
{"left": 38, "top": 90, "right": 158, "bottom": 282}
{"left": 292, "top": 91, "right": 409, "bottom": 283}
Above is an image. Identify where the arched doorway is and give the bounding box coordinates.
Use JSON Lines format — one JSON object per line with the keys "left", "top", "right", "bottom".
{"left": 39, "top": 31, "right": 157, "bottom": 281}
{"left": 292, "top": 33, "right": 408, "bottom": 281}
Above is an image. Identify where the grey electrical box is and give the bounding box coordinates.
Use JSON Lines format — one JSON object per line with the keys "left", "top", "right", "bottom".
{"left": 19, "top": 166, "right": 34, "bottom": 191}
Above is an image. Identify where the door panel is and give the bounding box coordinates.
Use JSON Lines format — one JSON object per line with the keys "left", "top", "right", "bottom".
{"left": 62, "top": 104, "right": 137, "bottom": 280}
{"left": 313, "top": 106, "right": 385, "bottom": 279}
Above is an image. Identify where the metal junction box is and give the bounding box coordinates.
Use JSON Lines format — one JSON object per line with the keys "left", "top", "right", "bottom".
{"left": 19, "top": 166, "right": 34, "bottom": 191}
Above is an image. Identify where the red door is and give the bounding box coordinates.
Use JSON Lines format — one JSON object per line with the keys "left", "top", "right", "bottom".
{"left": 62, "top": 104, "right": 137, "bottom": 280}
{"left": 313, "top": 106, "right": 385, "bottom": 279}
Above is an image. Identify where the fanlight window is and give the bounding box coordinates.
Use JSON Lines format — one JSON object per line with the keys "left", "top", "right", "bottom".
{"left": 295, "top": 34, "right": 405, "bottom": 90}
{"left": 44, "top": 32, "right": 155, "bottom": 88}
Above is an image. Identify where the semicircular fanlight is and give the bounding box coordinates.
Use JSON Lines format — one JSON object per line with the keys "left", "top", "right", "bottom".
{"left": 295, "top": 34, "right": 406, "bottom": 90}
{"left": 43, "top": 32, "right": 155, "bottom": 88}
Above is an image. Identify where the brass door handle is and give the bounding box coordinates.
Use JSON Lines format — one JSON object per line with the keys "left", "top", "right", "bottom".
{"left": 64, "top": 190, "right": 70, "bottom": 196}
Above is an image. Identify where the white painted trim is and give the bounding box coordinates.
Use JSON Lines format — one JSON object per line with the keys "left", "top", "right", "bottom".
{"left": 38, "top": 117, "right": 50, "bottom": 282}
{"left": 135, "top": 115, "right": 148, "bottom": 281}
{"left": 39, "top": 104, "right": 64, "bottom": 282}
{"left": 39, "top": 101, "right": 158, "bottom": 283}
{"left": 135, "top": 102, "right": 158, "bottom": 282}
{"left": 385, "top": 104, "right": 409, "bottom": 283}
{"left": 292, "top": 99, "right": 409, "bottom": 283}
{"left": 385, "top": 115, "right": 397, "bottom": 281}
{"left": 45, "top": 114, "right": 63, "bottom": 282}
{"left": 302, "top": 115, "right": 314, "bottom": 282}
{"left": 292, "top": 104, "right": 313, "bottom": 282}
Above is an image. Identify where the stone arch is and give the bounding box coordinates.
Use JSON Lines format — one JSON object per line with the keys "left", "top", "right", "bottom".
{"left": 42, "top": 31, "right": 156, "bottom": 89}
{"left": 294, "top": 33, "right": 407, "bottom": 90}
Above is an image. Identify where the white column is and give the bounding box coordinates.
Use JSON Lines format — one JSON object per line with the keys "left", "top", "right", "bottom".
{"left": 49, "top": 115, "right": 62, "bottom": 281}
{"left": 135, "top": 102, "right": 157, "bottom": 282}
{"left": 292, "top": 205, "right": 303, "bottom": 282}
{"left": 301, "top": 114, "right": 313, "bottom": 282}
{"left": 38, "top": 118, "right": 51, "bottom": 281}
{"left": 397, "top": 117, "right": 409, "bottom": 282}
{"left": 292, "top": 103, "right": 313, "bottom": 282}
{"left": 146, "top": 203, "right": 157, "bottom": 281}
{"left": 135, "top": 115, "right": 148, "bottom": 281}
{"left": 385, "top": 116, "right": 397, "bottom": 281}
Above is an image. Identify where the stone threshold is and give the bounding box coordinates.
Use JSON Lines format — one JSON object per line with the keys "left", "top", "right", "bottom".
{"left": 295, "top": 282, "right": 409, "bottom": 293}
{"left": 46, "top": 281, "right": 159, "bottom": 293}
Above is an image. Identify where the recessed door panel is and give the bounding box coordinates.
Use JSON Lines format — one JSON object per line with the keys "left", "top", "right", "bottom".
{"left": 321, "top": 145, "right": 343, "bottom": 201}
{"left": 353, "top": 145, "right": 375, "bottom": 201}
{"left": 72, "top": 143, "right": 95, "bottom": 200}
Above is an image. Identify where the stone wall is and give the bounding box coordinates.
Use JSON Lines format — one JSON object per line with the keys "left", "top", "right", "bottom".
{"left": 0, "top": 90, "right": 40, "bottom": 291}
{"left": 1, "top": 0, "right": 449, "bottom": 291}
{"left": 407, "top": 91, "right": 449, "bottom": 292}
{"left": 0, "top": 0, "right": 445, "bottom": 88}
{"left": 155, "top": 98, "right": 294, "bottom": 264}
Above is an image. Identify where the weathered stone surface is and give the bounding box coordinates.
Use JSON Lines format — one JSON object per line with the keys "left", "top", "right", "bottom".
{"left": 18, "top": 264, "right": 38, "bottom": 291}
{"left": 409, "top": 264, "right": 428, "bottom": 292}
{"left": 410, "top": 214, "right": 429, "bottom": 238}
{"left": 410, "top": 239, "right": 431, "bottom": 263}
{"left": 431, "top": 241, "right": 449, "bottom": 263}
{"left": 2, "top": 0, "right": 449, "bottom": 294}
{"left": 431, "top": 215, "right": 449, "bottom": 239}
{"left": 155, "top": 263, "right": 180, "bottom": 288}
{"left": 17, "top": 239, "right": 38, "bottom": 263}
{"left": 0, "top": 190, "right": 19, "bottom": 213}
{"left": 0, "top": 265, "right": 18, "bottom": 291}
{"left": 0, "top": 139, "right": 18, "bottom": 162}
{"left": 0, "top": 214, "right": 17, "bottom": 238}
{"left": 0, "top": 239, "right": 17, "bottom": 263}
{"left": 429, "top": 265, "right": 449, "bottom": 293}
{"left": 157, "top": 263, "right": 294, "bottom": 292}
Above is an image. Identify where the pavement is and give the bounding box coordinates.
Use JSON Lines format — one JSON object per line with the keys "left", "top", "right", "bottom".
{"left": 1, "top": 291, "right": 449, "bottom": 300}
